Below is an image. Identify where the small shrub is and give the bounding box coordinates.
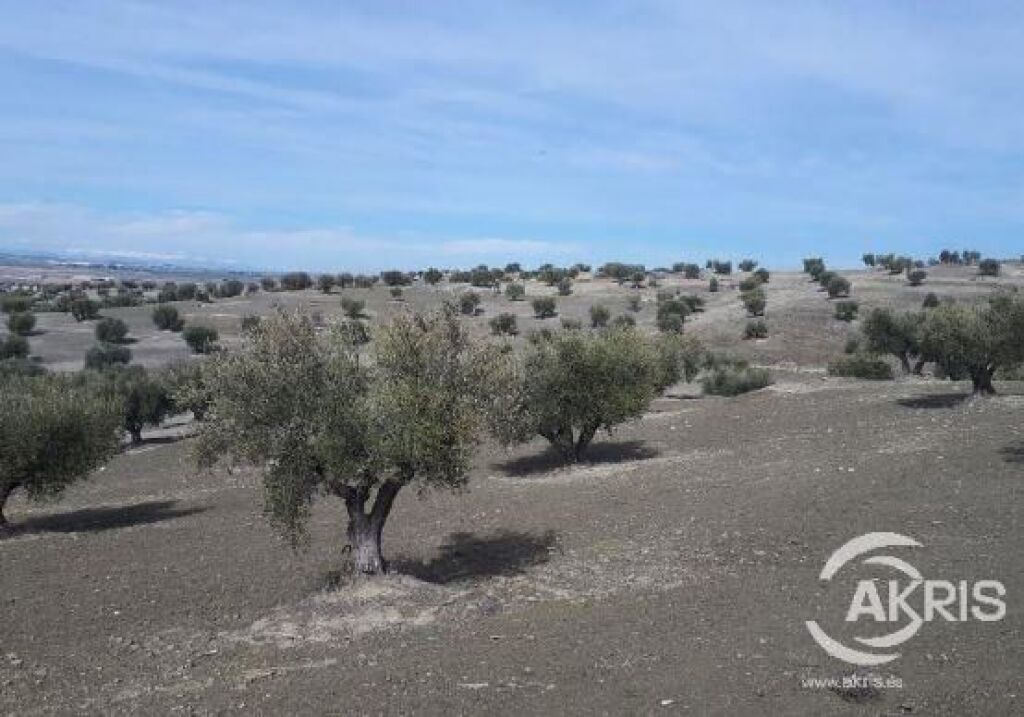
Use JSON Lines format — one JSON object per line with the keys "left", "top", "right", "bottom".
{"left": 95, "top": 317, "right": 129, "bottom": 343}
{"left": 240, "top": 315, "right": 261, "bottom": 333}
{"left": 611, "top": 314, "right": 635, "bottom": 328}
{"left": 560, "top": 318, "right": 582, "bottom": 330}
{"left": 740, "top": 287, "right": 766, "bottom": 316}
{"left": 922, "top": 292, "right": 940, "bottom": 309}
{"left": 656, "top": 298, "right": 691, "bottom": 333}
{"left": 627, "top": 295, "right": 642, "bottom": 312}
{"left": 743, "top": 319, "right": 768, "bottom": 339}
{"left": 389, "top": 287, "right": 404, "bottom": 300}
{"left": 844, "top": 335, "right": 861, "bottom": 354}
{"left": 834, "top": 300, "right": 859, "bottom": 322}
{"left": 978, "top": 259, "right": 1001, "bottom": 277}
{"left": 701, "top": 365, "right": 771, "bottom": 396}
{"left": 753, "top": 268, "right": 770, "bottom": 284}
{"left": 709, "top": 277, "right": 719, "bottom": 292}
{"left": 340, "top": 296, "right": 366, "bottom": 319}
{"left": 1, "top": 294, "right": 32, "bottom": 314}
{"left": 589, "top": 304, "right": 610, "bottom": 327}
{"left": 280, "top": 272, "right": 313, "bottom": 291}
{"left": 317, "top": 274, "right": 336, "bottom": 293}
{"left": 556, "top": 277, "right": 573, "bottom": 296}
{"left": 907, "top": 269, "right": 927, "bottom": 286}
{"left": 0, "top": 334, "right": 30, "bottom": 360}
{"left": 489, "top": 312, "right": 518, "bottom": 336}
{"left": 532, "top": 296, "right": 557, "bottom": 319}
{"left": 84, "top": 343, "right": 131, "bottom": 370}
{"left": 826, "top": 275, "right": 851, "bottom": 298}
{"left": 182, "top": 326, "right": 219, "bottom": 354}
{"left": 738, "top": 277, "right": 762, "bottom": 292}
{"left": 505, "top": 283, "right": 526, "bottom": 301}
{"left": 152, "top": 305, "right": 184, "bottom": 331}
{"left": 70, "top": 298, "right": 100, "bottom": 322}
{"left": 827, "top": 354, "right": 893, "bottom": 380}
{"left": 459, "top": 291, "right": 482, "bottom": 316}
{"left": 738, "top": 259, "right": 758, "bottom": 272}
{"left": 7, "top": 312, "right": 35, "bottom": 336}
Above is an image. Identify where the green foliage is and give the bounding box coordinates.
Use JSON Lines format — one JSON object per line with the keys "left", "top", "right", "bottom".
{"left": 738, "top": 259, "right": 758, "bottom": 272}
{"left": 99, "top": 365, "right": 174, "bottom": 444}
{"left": 0, "top": 334, "right": 29, "bottom": 360}
{"left": 743, "top": 319, "right": 768, "bottom": 339}
{"left": 280, "top": 272, "right": 313, "bottom": 290}
{"left": 165, "top": 361, "right": 211, "bottom": 421}
{"left": 709, "top": 276, "right": 719, "bottom": 292}
{"left": 740, "top": 286, "right": 766, "bottom": 316}
{"left": 260, "top": 276, "right": 277, "bottom": 292}
{"left": 152, "top": 305, "right": 184, "bottom": 331}
{"left": 753, "top": 268, "right": 770, "bottom": 284}
{"left": 556, "top": 277, "right": 573, "bottom": 296}
{"left": 701, "top": 360, "right": 771, "bottom": 396}
{"left": 803, "top": 257, "right": 825, "bottom": 277}
{"left": 340, "top": 296, "right": 366, "bottom": 319}
{"left": 459, "top": 291, "right": 482, "bottom": 315}
{"left": 844, "top": 335, "right": 861, "bottom": 354}
{"left": 84, "top": 343, "right": 131, "bottom": 370}
{"left": 653, "top": 334, "right": 706, "bottom": 389}
{"left": 611, "top": 314, "right": 636, "bottom": 328}
{"left": 95, "top": 317, "right": 129, "bottom": 343}
{"left": 560, "top": 318, "right": 582, "bottom": 330}
{"left": 862, "top": 253, "right": 876, "bottom": 267}
{"left": 7, "top": 312, "right": 35, "bottom": 336}
{"left": 978, "top": 259, "right": 1001, "bottom": 277}
{"left": 922, "top": 292, "right": 940, "bottom": 309}
{"left": 317, "top": 274, "right": 336, "bottom": 293}
{"left": 907, "top": 269, "right": 927, "bottom": 286}
{"left": 738, "top": 277, "right": 762, "bottom": 292}
{"left": 182, "top": 325, "right": 219, "bottom": 354}
{"left": 423, "top": 268, "right": 444, "bottom": 285}
{"left": 920, "top": 293, "right": 1024, "bottom": 395}
{"left": 589, "top": 303, "right": 610, "bottom": 327}
{"left": 627, "top": 294, "right": 642, "bottom": 312}
{"left": 599, "top": 262, "right": 645, "bottom": 283}
{"left": 381, "top": 270, "right": 412, "bottom": 287}
{"left": 827, "top": 354, "right": 894, "bottom": 380}
{"left": 505, "top": 283, "right": 526, "bottom": 301}
{"left": 834, "top": 300, "right": 859, "bottom": 322}
{"left": 194, "top": 309, "right": 489, "bottom": 571}
{"left": 1, "top": 294, "right": 33, "bottom": 314}
{"left": 337, "top": 318, "right": 371, "bottom": 347}
{"left": 826, "top": 275, "right": 851, "bottom": 298}
{"left": 656, "top": 298, "right": 690, "bottom": 333}
{"left": 241, "top": 315, "right": 261, "bottom": 333}
{"left": 0, "top": 374, "right": 121, "bottom": 525}
{"left": 487, "top": 326, "right": 666, "bottom": 462}
{"left": 389, "top": 287, "right": 404, "bottom": 300}
{"left": 489, "top": 312, "right": 518, "bottom": 336}
{"left": 70, "top": 298, "right": 100, "bottom": 322}
{"left": 862, "top": 307, "right": 924, "bottom": 373}
{"left": 532, "top": 296, "right": 557, "bottom": 319}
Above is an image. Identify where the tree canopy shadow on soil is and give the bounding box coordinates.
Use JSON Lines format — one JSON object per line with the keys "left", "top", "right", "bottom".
{"left": 1000, "top": 444, "right": 1024, "bottom": 465}
{"left": 493, "top": 440, "right": 659, "bottom": 477}
{"left": 6, "top": 500, "right": 206, "bottom": 536}
{"left": 391, "top": 530, "right": 559, "bottom": 585}
{"left": 896, "top": 393, "right": 968, "bottom": 409}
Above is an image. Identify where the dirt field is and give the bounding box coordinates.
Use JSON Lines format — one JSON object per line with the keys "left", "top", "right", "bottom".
{"left": 2, "top": 265, "right": 1023, "bottom": 715}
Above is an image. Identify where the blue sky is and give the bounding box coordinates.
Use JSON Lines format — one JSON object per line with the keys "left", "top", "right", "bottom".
{"left": 0, "top": 1, "right": 1022, "bottom": 271}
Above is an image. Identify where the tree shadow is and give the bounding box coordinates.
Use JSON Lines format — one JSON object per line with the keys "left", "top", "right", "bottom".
{"left": 6, "top": 500, "right": 206, "bottom": 536}
{"left": 1000, "top": 444, "right": 1024, "bottom": 465}
{"left": 392, "top": 529, "right": 558, "bottom": 584}
{"left": 493, "top": 440, "right": 659, "bottom": 477}
{"left": 896, "top": 393, "right": 967, "bottom": 409}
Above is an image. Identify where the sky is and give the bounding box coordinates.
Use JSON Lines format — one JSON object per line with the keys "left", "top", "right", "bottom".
{"left": 0, "top": 1, "right": 1022, "bottom": 272}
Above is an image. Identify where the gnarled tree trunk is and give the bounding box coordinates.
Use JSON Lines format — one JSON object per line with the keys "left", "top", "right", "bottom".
{"left": 0, "top": 482, "right": 19, "bottom": 531}
{"left": 971, "top": 366, "right": 996, "bottom": 396}
{"left": 342, "top": 480, "right": 402, "bottom": 574}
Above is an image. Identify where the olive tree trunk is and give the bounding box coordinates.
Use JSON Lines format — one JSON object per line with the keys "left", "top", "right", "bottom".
{"left": 541, "top": 421, "right": 601, "bottom": 463}
{"left": 0, "top": 482, "right": 18, "bottom": 531}
{"left": 342, "top": 480, "right": 402, "bottom": 574}
{"left": 971, "top": 366, "right": 997, "bottom": 396}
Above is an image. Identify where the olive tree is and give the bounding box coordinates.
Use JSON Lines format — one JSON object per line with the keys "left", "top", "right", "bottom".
{"left": 193, "top": 308, "right": 490, "bottom": 574}
{"left": 97, "top": 366, "right": 174, "bottom": 444}
{"left": 0, "top": 375, "right": 121, "bottom": 530}
{"left": 920, "top": 293, "right": 1024, "bottom": 396}
{"left": 487, "top": 326, "right": 669, "bottom": 463}
{"left": 862, "top": 307, "right": 925, "bottom": 374}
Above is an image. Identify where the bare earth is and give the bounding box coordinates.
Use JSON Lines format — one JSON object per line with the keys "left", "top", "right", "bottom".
{"left": 1, "top": 266, "right": 1022, "bottom": 715}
